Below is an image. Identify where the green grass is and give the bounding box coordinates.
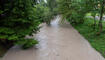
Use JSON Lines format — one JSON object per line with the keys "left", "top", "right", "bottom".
{"left": 72, "top": 18, "right": 105, "bottom": 57}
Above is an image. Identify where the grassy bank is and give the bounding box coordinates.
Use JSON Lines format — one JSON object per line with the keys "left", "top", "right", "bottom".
{"left": 72, "top": 18, "right": 105, "bottom": 57}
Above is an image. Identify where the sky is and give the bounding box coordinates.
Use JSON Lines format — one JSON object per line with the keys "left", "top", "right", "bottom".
{"left": 44, "top": 0, "right": 47, "bottom": 3}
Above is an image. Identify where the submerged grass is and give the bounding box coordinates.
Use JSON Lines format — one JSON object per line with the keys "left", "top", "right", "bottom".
{"left": 72, "top": 18, "right": 105, "bottom": 57}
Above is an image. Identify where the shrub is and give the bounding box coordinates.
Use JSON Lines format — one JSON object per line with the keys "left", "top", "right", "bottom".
{"left": 0, "top": 0, "right": 40, "bottom": 49}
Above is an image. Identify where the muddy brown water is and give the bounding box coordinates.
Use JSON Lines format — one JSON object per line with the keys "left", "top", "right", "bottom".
{"left": 2, "top": 16, "right": 105, "bottom": 60}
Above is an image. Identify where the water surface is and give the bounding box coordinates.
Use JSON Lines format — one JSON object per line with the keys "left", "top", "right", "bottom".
{"left": 2, "top": 15, "right": 105, "bottom": 60}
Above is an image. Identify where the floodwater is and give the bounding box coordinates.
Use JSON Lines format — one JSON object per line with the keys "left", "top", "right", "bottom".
{"left": 2, "top": 15, "right": 105, "bottom": 60}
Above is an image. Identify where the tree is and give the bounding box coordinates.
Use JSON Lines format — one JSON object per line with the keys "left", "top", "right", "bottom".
{"left": 98, "top": 0, "right": 105, "bottom": 34}
{"left": 58, "top": 0, "right": 88, "bottom": 24}
{"left": 0, "top": 0, "right": 41, "bottom": 49}
{"left": 86, "top": 0, "right": 100, "bottom": 30}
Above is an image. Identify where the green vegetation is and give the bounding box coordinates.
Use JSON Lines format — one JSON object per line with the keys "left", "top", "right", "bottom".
{"left": 58, "top": 0, "right": 105, "bottom": 32}
{"left": 0, "top": 0, "right": 40, "bottom": 50}
{"left": 0, "top": 0, "right": 105, "bottom": 58}
{"left": 58, "top": 0, "right": 105, "bottom": 57}
{"left": 73, "top": 18, "right": 105, "bottom": 57}
{"left": 0, "top": 0, "right": 57, "bottom": 56}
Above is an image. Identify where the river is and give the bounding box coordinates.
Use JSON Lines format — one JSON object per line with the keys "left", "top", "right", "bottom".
{"left": 2, "top": 15, "right": 105, "bottom": 60}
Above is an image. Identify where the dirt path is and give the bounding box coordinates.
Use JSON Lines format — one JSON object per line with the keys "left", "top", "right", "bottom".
{"left": 2, "top": 16, "right": 105, "bottom": 60}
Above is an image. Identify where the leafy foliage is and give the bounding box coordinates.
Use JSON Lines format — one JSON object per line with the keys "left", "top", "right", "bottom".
{"left": 43, "top": 0, "right": 58, "bottom": 25}
{"left": 58, "top": 0, "right": 89, "bottom": 24}
{"left": 0, "top": 0, "right": 58, "bottom": 50}
{"left": 73, "top": 18, "right": 105, "bottom": 57}
{"left": 0, "top": 0, "right": 41, "bottom": 49}
{"left": 57, "top": 0, "right": 105, "bottom": 57}
{"left": 58, "top": 0, "right": 105, "bottom": 33}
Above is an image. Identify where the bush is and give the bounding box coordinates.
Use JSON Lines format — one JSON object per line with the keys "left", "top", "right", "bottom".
{"left": 15, "top": 39, "right": 39, "bottom": 49}
{"left": 0, "top": 0, "right": 40, "bottom": 49}
{"left": 34, "top": 3, "right": 55, "bottom": 25}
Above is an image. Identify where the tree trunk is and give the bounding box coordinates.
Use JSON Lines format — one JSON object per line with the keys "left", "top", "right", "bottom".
{"left": 98, "top": 0, "right": 104, "bottom": 34}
